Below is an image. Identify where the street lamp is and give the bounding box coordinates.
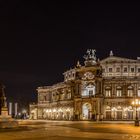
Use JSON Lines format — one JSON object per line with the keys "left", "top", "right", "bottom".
{"left": 111, "top": 107, "right": 117, "bottom": 120}
{"left": 22, "top": 109, "right": 27, "bottom": 119}
{"left": 132, "top": 99, "right": 140, "bottom": 126}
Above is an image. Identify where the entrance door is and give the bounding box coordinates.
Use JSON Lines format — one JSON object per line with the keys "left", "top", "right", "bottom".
{"left": 117, "top": 111, "right": 122, "bottom": 120}
{"left": 82, "top": 103, "right": 91, "bottom": 120}
{"left": 128, "top": 111, "right": 133, "bottom": 120}
{"left": 106, "top": 111, "right": 111, "bottom": 120}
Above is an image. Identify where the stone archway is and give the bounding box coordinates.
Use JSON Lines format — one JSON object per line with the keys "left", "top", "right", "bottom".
{"left": 82, "top": 103, "right": 92, "bottom": 120}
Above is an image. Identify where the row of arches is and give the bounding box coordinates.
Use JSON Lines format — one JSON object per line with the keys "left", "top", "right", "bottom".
{"left": 41, "top": 103, "right": 94, "bottom": 120}
{"left": 43, "top": 108, "right": 73, "bottom": 120}
{"left": 105, "top": 106, "right": 140, "bottom": 120}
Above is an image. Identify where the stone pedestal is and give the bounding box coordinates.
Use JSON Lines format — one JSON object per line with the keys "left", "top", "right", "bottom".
{"left": 1, "top": 107, "right": 9, "bottom": 116}
{"left": 0, "top": 107, "right": 18, "bottom": 128}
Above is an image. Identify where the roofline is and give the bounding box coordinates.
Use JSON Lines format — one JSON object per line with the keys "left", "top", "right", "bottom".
{"left": 100, "top": 56, "right": 137, "bottom": 63}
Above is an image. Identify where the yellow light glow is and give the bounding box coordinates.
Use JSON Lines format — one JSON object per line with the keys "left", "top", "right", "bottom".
{"left": 132, "top": 101, "right": 134, "bottom": 105}
{"left": 124, "top": 107, "right": 128, "bottom": 111}
{"left": 132, "top": 99, "right": 140, "bottom": 107}
{"left": 66, "top": 108, "right": 70, "bottom": 112}
{"left": 111, "top": 107, "right": 117, "bottom": 111}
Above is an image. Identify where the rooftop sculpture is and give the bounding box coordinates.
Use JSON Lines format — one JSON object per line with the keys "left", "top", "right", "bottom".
{"left": 83, "top": 49, "right": 97, "bottom": 66}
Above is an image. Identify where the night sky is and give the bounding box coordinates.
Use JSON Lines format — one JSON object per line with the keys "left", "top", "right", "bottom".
{"left": 1, "top": 2, "right": 140, "bottom": 110}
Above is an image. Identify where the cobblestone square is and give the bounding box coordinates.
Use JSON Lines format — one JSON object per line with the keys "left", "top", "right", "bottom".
{"left": 0, "top": 120, "right": 140, "bottom": 140}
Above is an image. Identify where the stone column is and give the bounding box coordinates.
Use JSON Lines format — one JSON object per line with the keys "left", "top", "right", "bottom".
{"left": 9, "top": 102, "right": 12, "bottom": 116}
{"left": 15, "top": 103, "right": 18, "bottom": 117}
{"left": 100, "top": 99, "right": 104, "bottom": 120}
{"left": 96, "top": 100, "right": 100, "bottom": 121}
{"left": 75, "top": 82, "right": 81, "bottom": 96}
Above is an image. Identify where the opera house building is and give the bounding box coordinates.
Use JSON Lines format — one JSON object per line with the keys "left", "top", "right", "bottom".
{"left": 30, "top": 50, "right": 140, "bottom": 121}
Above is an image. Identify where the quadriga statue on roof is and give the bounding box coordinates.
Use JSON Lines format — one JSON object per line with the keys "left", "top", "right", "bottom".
{"left": 83, "top": 49, "right": 96, "bottom": 61}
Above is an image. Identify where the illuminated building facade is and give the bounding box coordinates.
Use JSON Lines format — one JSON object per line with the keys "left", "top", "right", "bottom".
{"left": 30, "top": 50, "right": 140, "bottom": 121}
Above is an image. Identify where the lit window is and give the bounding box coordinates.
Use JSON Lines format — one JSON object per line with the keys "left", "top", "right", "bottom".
{"left": 138, "top": 68, "right": 140, "bottom": 73}
{"left": 138, "top": 88, "right": 140, "bottom": 97}
{"left": 116, "top": 86, "right": 122, "bottom": 97}
{"left": 116, "top": 67, "right": 120, "bottom": 72}
{"left": 127, "top": 86, "right": 133, "bottom": 97}
{"left": 131, "top": 68, "right": 135, "bottom": 73}
{"left": 82, "top": 85, "right": 95, "bottom": 97}
{"left": 65, "top": 75, "right": 67, "bottom": 80}
{"left": 60, "top": 93, "right": 65, "bottom": 100}
{"left": 102, "top": 68, "right": 105, "bottom": 73}
{"left": 67, "top": 89, "right": 71, "bottom": 99}
{"left": 68, "top": 93, "right": 71, "bottom": 99}
{"left": 72, "top": 73, "right": 75, "bottom": 77}
{"left": 105, "top": 87, "right": 111, "bottom": 97}
{"left": 89, "top": 90, "right": 93, "bottom": 96}
{"left": 124, "top": 67, "right": 128, "bottom": 72}
{"left": 108, "top": 68, "right": 112, "bottom": 72}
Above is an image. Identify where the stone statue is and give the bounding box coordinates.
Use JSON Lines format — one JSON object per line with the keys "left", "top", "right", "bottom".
{"left": 91, "top": 49, "right": 96, "bottom": 60}
{"left": 83, "top": 49, "right": 96, "bottom": 61}
{"left": 76, "top": 61, "right": 81, "bottom": 68}
{"left": 0, "top": 83, "right": 7, "bottom": 115}
{"left": 109, "top": 50, "right": 113, "bottom": 56}
{"left": 0, "top": 83, "right": 18, "bottom": 128}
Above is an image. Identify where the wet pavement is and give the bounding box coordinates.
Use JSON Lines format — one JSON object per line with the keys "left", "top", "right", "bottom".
{"left": 0, "top": 120, "right": 140, "bottom": 140}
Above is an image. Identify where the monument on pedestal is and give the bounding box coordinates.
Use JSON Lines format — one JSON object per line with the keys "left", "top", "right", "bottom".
{"left": 0, "top": 83, "right": 18, "bottom": 128}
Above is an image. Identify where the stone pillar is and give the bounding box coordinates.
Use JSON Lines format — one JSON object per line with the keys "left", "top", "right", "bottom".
{"left": 96, "top": 100, "right": 100, "bottom": 121}
{"left": 100, "top": 99, "right": 104, "bottom": 120}
{"left": 9, "top": 102, "right": 12, "bottom": 116}
{"left": 112, "top": 83, "right": 115, "bottom": 97}
{"left": 15, "top": 103, "right": 18, "bottom": 117}
{"left": 91, "top": 101, "right": 96, "bottom": 120}
{"left": 134, "top": 83, "right": 137, "bottom": 97}
{"left": 0, "top": 84, "right": 9, "bottom": 116}
{"left": 75, "top": 82, "right": 81, "bottom": 96}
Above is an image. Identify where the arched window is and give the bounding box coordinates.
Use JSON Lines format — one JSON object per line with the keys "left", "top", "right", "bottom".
{"left": 105, "top": 106, "right": 111, "bottom": 119}
{"left": 60, "top": 93, "right": 64, "bottom": 100}
{"left": 60, "top": 90, "right": 65, "bottom": 100}
{"left": 105, "top": 86, "right": 111, "bottom": 97}
{"left": 116, "top": 86, "right": 122, "bottom": 97}
{"left": 52, "top": 92, "right": 56, "bottom": 101}
{"left": 117, "top": 106, "right": 122, "bottom": 110}
{"left": 106, "top": 106, "right": 111, "bottom": 110}
{"left": 66, "top": 89, "right": 71, "bottom": 99}
{"left": 127, "top": 86, "right": 133, "bottom": 97}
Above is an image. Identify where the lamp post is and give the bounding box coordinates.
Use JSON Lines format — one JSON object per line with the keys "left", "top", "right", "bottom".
{"left": 22, "top": 109, "right": 27, "bottom": 119}
{"left": 111, "top": 107, "right": 117, "bottom": 120}
{"left": 132, "top": 99, "right": 140, "bottom": 126}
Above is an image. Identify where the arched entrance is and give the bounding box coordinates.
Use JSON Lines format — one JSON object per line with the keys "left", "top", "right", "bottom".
{"left": 82, "top": 103, "right": 92, "bottom": 120}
